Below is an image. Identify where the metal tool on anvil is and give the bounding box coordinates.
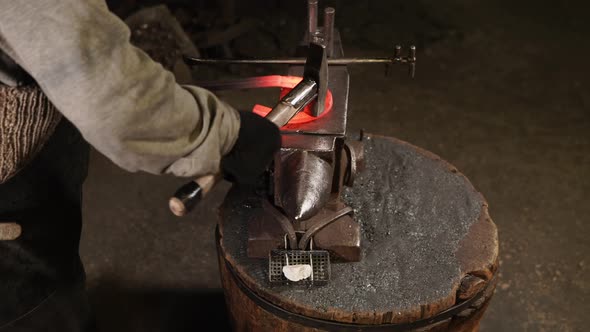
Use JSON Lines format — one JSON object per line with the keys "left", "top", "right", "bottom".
{"left": 168, "top": 48, "right": 416, "bottom": 217}
{"left": 170, "top": 0, "right": 416, "bottom": 287}
{"left": 168, "top": 42, "right": 330, "bottom": 217}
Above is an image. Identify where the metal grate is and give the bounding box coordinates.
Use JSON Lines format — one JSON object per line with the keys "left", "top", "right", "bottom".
{"left": 269, "top": 249, "right": 330, "bottom": 286}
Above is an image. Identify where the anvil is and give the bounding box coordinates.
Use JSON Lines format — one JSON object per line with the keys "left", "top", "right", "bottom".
{"left": 244, "top": 8, "right": 364, "bottom": 263}
{"left": 171, "top": 0, "right": 416, "bottom": 267}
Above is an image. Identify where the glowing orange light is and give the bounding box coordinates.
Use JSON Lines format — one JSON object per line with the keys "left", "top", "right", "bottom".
{"left": 251, "top": 76, "right": 333, "bottom": 126}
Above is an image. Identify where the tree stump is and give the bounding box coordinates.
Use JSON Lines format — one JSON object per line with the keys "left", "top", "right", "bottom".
{"left": 217, "top": 134, "right": 499, "bottom": 331}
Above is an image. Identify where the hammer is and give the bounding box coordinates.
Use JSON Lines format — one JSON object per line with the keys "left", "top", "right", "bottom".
{"left": 169, "top": 43, "right": 328, "bottom": 217}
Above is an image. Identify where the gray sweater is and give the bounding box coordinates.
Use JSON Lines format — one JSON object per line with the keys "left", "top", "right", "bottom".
{"left": 0, "top": 0, "right": 240, "bottom": 178}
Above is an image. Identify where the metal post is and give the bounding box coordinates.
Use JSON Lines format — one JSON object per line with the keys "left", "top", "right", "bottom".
{"left": 408, "top": 46, "right": 416, "bottom": 78}
{"left": 308, "top": 0, "right": 318, "bottom": 41}
{"left": 323, "top": 7, "right": 335, "bottom": 57}
{"left": 394, "top": 45, "right": 402, "bottom": 61}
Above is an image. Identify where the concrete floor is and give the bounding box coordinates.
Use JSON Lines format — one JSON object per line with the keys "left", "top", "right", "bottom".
{"left": 81, "top": 1, "right": 589, "bottom": 331}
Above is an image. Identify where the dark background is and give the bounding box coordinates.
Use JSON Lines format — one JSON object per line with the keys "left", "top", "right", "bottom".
{"left": 82, "top": 0, "right": 589, "bottom": 331}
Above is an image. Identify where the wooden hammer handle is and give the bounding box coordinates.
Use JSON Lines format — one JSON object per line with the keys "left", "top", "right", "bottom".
{"left": 169, "top": 174, "right": 221, "bottom": 217}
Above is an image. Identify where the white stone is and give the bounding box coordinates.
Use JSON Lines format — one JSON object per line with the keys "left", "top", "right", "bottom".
{"left": 282, "top": 264, "right": 312, "bottom": 282}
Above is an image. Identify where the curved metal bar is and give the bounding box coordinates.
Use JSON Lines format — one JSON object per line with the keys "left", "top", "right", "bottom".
{"left": 298, "top": 206, "right": 353, "bottom": 250}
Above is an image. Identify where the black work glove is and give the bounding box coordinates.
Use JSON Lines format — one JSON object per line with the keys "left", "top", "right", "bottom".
{"left": 221, "top": 111, "right": 281, "bottom": 185}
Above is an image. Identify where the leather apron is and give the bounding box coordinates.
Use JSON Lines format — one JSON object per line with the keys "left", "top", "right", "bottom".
{"left": 0, "top": 83, "right": 94, "bottom": 331}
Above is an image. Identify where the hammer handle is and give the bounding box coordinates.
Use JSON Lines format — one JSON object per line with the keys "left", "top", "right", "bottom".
{"left": 169, "top": 174, "right": 221, "bottom": 217}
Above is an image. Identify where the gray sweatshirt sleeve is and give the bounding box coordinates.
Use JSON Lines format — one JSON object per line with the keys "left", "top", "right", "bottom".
{"left": 0, "top": 0, "right": 240, "bottom": 178}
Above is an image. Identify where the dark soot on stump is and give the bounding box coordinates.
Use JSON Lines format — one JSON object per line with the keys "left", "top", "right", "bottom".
{"left": 221, "top": 135, "right": 484, "bottom": 313}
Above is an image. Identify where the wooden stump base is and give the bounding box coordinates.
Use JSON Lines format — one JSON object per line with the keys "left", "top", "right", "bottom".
{"left": 217, "top": 134, "right": 499, "bottom": 331}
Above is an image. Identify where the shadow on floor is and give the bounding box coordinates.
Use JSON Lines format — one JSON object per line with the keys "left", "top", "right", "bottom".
{"left": 88, "top": 280, "right": 232, "bottom": 332}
